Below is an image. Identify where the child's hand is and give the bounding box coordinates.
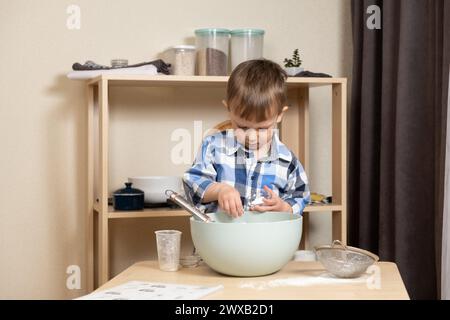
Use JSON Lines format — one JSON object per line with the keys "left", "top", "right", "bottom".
{"left": 217, "top": 184, "right": 244, "bottom": 218}
{"left": 251, "top": 185, "right": 293, "bottom": 213}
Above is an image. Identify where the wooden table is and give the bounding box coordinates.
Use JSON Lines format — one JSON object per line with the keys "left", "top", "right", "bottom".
{"left": 96, "top": 260, "right": 409, "bottom": 300}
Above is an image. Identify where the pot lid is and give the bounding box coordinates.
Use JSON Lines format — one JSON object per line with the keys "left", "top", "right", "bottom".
{"left": 114, "top": 182, "right": 144, "bottom": 195}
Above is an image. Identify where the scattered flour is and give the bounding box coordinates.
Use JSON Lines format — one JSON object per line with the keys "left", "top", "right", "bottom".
{"left": 239, "top": 272, "right": 369, "bottom": 290}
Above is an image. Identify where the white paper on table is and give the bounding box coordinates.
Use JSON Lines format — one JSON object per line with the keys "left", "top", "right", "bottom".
{"left": 75, "top": 281, "right": 224, "bottom": 300}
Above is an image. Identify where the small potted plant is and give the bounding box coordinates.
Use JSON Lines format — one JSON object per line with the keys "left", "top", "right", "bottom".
{"left": 283, "top": 49, "right": 304, "bottom": 76}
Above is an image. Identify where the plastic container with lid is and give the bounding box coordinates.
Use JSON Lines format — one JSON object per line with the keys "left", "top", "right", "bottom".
{"left": 195, "top": 28, "right": 230, "bottom": 76}
{"left": 170, "top": 45, "right": 196, "bottom": 76}
{"left": 230, "top": 29, "right": 265, "bottom": 71}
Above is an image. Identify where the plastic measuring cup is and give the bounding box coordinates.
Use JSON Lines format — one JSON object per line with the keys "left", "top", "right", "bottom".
{"left": 155, "top": 230, "right": 182, "bottom": 271}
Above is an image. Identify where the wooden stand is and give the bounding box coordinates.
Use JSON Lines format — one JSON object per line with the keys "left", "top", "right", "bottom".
{"left": 85, "top": 75, "right": 347, "bottom": 290}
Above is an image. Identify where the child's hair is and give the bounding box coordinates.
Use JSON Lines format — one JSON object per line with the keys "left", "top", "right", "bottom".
{"left": 226, "top": 59, "right": 288, "bottom": 122}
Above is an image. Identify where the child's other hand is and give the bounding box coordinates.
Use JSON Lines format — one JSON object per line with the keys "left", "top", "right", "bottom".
{"left": 251, "top": 185, "right": 293, "bottom": 213}
{"left": 217, "top": 184, "right": 244, "bottom": 218}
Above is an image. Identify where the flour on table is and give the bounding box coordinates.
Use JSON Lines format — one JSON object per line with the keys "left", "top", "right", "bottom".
{"left": 239, "top": 272, "right": 369, "bottom": 290}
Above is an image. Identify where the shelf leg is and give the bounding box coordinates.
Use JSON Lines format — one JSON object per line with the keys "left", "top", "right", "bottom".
{"left": 280, "top": 87, "right": 310, "bottom": 172}
{"left": 332, "top": 210, "right": 346, "bottom": 243}
{"left": 332, "top": 82, "right": 347, "bottom": 244}
{"left": 297, "top": 87, "right": 310, "bottom": 174}
{"left": 298, "top": 87, "right": 310, "bottom": 249}
{"left": 299, "top": 212, "right": 310, "bottom": 249}
{"left": 86, "top": 84, "right": 95, "bottom": 292}
{"left": 281, "top": 87, "right": 310, "bottom": 248}
{"left": 98, "top": 79, "right": 109, "bottom": 285}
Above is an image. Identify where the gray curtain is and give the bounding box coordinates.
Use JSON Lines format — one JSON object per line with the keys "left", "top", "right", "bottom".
{"left": 442, "top": 67, "right": 450, "bottom": 300}
{"left": 349, "top": 0, "right": 450, "bottom": 299}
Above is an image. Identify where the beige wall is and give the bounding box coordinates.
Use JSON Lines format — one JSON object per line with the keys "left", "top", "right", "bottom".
{"left": 0, "top": 0, "right": 352, "bottom": 299}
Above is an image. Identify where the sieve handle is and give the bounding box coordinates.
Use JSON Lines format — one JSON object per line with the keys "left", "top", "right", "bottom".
{"left": 331, "top": 240, "right": 348, "bottom": 250}
{"left": 165, "top": 189, "right": 212, "bottom": 223}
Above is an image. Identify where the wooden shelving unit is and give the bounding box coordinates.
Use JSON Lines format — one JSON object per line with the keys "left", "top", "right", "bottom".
{"left": 104, "top": 204, "right": 344, "bottom": 219}
{"left": 86, "top": 75, "right": 347, "bottom": 290}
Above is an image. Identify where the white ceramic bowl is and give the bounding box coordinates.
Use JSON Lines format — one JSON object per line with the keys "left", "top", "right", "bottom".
{"left": 128, "top": 176, "right": 183, "bottom": 204}
{"left": 190, "top": 211, "right": 302, "bottom": 276}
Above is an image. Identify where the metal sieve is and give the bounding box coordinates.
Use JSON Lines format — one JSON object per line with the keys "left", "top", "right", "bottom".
{"left": 315, "top": 240, "right": 379, "bottom": 278}
{"left": 165, "top": 190, "right": 213, "bottom": 223}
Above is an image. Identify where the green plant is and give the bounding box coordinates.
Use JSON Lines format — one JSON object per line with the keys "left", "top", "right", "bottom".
{"left": 283, "top": 49, "right": 302, "bottom": 68}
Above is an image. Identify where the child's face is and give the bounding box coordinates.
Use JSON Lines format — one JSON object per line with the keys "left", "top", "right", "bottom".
{"left": 225, "top": 103, "right": 288, "bottom": 151}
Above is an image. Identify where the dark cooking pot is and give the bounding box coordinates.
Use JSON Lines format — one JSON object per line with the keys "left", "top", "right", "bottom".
{"left": 113, "top": 182, "right": 144, "bottom": 211}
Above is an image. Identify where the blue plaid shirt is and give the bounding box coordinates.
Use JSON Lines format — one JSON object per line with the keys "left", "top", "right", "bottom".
{"left": 183, "top": 130, "right": 310, "bottom": 215}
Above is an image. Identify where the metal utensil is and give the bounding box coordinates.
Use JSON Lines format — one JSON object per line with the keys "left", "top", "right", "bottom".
{"left": 315, "top": 240, "right": 379, "bottom": 278}
{"left": 165, "top": 190, "right": 213, "bottom": 223}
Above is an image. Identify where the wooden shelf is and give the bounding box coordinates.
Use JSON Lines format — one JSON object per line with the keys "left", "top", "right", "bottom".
{"left": 98, "top": 204, "right": 343, "bottom": 219}
{"left": 304, "top": 204, "right": 343, "bottom": 212}
{"left": 86, "top": 74, "right": 347, "bottom": 289}
{"left": 88, "top": 74, "right": 346, "bottom": 88}
{"left": 108, "top": 207, "right": 189, "bottom": 219}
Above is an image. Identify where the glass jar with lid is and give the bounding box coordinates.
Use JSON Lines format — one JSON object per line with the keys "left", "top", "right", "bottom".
{"left": 170, "top": 45, "right": 196, "bottom": 76}
{"left": 195, "top": 28, "right": 230, "bottom": 76}
{"left": 230, "top": 29, "right": 265, "bottom": 71}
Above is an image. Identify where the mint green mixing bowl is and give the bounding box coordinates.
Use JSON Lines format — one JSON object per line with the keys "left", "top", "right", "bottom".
{"left": 190, "top": 211, "right": 302, "bottom": 276}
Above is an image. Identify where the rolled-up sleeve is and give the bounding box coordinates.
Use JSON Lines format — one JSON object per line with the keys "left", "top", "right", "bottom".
{"left": 183, "top": 137, "right": 217, "bottom": 209}
{"left": 282, "top": 159, "right": 311, "bottom": 215}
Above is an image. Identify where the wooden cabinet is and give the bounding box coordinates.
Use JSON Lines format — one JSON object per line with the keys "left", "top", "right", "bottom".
{"left": 85, "top": 75, "right": 347, "bottom": 290}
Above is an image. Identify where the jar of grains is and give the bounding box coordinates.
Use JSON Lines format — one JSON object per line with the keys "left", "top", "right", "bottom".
{"left": 194, "top": 28, "right": 230, "bottom": 76}
{"left": 170, "top": 45, "right": 196, "bottom": 76}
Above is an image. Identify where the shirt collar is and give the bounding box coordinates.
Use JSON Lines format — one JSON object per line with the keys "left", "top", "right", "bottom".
{"left": 224, "top": 130, "right": 240, "bottom": 155}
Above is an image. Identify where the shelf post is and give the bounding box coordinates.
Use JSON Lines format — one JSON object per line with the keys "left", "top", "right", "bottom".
{"left": 86, "top": 83, "right": 95, "bottom": 292}
{"left": 281, "top": 87, "right": 310, "bottom": 249}
{"left": 331, "top": 81, "right": 347, "bottom": 244}
{"left": 298, "top": 87, "right": 310, "bottom": 249}
{"left": 98, "top": 79, "right": 109, "bottom": 285}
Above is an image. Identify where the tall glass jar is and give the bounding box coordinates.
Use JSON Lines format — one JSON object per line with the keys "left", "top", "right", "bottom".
{"left": 195, "top": 28, "right": 230, "bottom": 76}
{"left": 230, "top": 29, "right": 265, "bottom": 71}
